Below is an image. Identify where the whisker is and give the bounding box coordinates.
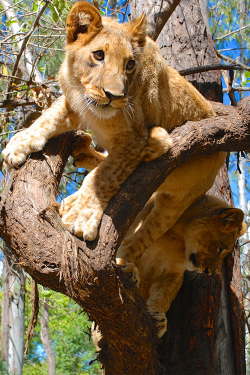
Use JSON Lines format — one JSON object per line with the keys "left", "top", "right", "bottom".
{"left": 127, "top": 101, "right": 135, "bottom": 122}
{"left": 122, "top": 107, "right": 130, "bottom": 125}
{"left": 125, "top": 106, "right": 133, "bottom": 123}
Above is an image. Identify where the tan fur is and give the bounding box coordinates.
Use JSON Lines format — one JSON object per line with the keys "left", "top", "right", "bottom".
{"left": 72, "top": 131, "right": 106, "bottom": 170}
{"left": 3, "top": 1, "right": 225, "bottom": 243}
{"left": 72, "top": 127, "right": 171, "bottom": 169}
{"left": 116, "top": 195, "right": 246, "bottom": 337}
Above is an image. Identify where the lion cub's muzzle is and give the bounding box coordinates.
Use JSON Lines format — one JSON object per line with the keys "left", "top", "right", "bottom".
{"left": 108, "top": 96, "right": 128, "bottom": 109}
{"left": 99, "top": 89, "right": 128, "bottom": 109}
{"left": 85, "top": 83, "right": 128, "bottom": 109}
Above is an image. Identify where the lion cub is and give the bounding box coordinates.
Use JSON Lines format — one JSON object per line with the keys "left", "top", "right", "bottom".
{"left": 3, "top": 1, "right": 225, "bottom": 248}
{"left": 116, "top": 195, "right": 246, "bottom": 338}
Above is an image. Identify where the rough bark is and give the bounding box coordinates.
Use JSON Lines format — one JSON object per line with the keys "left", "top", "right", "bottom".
{"left": 0, "top": 133, "right": 159, "bottom": 375}
{"left": 0, "top": 98, "right": 249, "bottom": 374}
{"left": 1, "top": 249, "right": 10, "bottom": 371}
{"left": 158, "top": 164, "right": 245, "bottom": 375}
{"left": 157, "top": 0, "right": 222, "bottom": 102}
{"left": 130, "top": 0, "right": 182, "bottom": 41}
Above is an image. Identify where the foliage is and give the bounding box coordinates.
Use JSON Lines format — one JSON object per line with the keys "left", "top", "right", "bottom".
{"left": 23, "top": 281, "right": 101, "bottom": 375}
{"left": 208, "top": 0, "right": 250, "bottom": 53}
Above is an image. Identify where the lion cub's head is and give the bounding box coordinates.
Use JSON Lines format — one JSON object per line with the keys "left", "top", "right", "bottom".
{"left": 59, "top": 1, "right": 147, "bottom": 119}
{"left": 184, "top": 195, "right": 247, "bottom": 275}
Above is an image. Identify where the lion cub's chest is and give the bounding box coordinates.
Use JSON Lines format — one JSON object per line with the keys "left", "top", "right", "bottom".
{"left": 84, "top": 114, "right": 112, "bottom": 151}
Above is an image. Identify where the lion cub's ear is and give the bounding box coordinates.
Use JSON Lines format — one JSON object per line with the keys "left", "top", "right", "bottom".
{"left": 124, "top": 13, "right": 147, "bottom": 47}
{"left": 66, "top": 1, "right": 102, "bottom": 45}
{"left": 217, "top": 208, "right": 245, "bottom": 234}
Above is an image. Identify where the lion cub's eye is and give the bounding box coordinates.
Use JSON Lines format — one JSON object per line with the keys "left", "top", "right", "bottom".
{"left": 93, "top": 50, "right": 104, "bottom": 61}
{"left": 126, "top": 59, "right": 135, "bottom": 71}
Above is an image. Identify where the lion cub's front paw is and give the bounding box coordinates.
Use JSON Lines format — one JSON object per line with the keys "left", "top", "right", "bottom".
{"left": 59, "top": 190, "right": 103, "bottom": 241}
{"left": 148, "top": 309, "right": 167, "bottom": 338}
{"left": 116, "top": 258, "right": 140, "bottom": 286}
{"left": 2, "top": 131, "right": 46, "bottom": 169}
{"left": 72, "top": 131, "right": 93, "bottom": 168}
{"left": 72, "top": 131, "right": 105, "bottom": 170}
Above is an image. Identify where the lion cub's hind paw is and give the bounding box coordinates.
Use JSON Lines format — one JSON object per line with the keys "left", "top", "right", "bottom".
{"left": 149, "top": 310, "right": 167, "bottom": 338}
{"left": 116, "top": 259, "right": 140, "bottom": 287}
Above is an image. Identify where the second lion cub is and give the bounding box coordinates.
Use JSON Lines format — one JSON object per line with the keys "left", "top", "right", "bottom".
{"left": 117, "top": 195, "right": 246, "bottom": 337}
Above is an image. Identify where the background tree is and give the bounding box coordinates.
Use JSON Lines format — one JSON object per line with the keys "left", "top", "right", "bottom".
{"left": 1, "top": 243, "right": 25, "bottom": 375}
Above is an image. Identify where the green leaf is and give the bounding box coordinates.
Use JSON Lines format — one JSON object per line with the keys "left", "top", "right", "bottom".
{"left": 43, "top": 290, "right": 53, "bottom": 298}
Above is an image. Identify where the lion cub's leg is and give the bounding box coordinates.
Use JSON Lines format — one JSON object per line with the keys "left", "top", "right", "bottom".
{"left": 60, "top": 126, "right": 171, "bottom": 240}
{"left": 118, "top": 192, "right": 189, "bottom": 267}
{"left": 116, "top": 199, "right": 155, "bottom": 286}
{"left": 72, "top": 131, "right": 106, "bottom": 170}
{"left": 72, "top": 126, "right": 171, "bottom": 170}
{"left": 119, "top": 152, "right": 226, "bottom": 267}
{"left": 3, "top": 96, "right": 76, "bottom": 169}
{"left": 146, "top": 272, "right": 183, "bottom": 338}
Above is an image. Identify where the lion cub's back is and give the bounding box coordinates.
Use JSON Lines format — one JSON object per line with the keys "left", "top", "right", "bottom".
{"left": 139, "top": 38, "right": 214, "bottom": 131}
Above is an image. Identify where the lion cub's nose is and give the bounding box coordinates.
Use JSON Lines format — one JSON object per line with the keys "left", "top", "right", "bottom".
{"left": 104, "top": 90, "right": 124, "bottom": 101}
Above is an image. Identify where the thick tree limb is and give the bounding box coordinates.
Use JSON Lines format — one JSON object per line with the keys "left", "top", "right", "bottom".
{"left": 0, "top": 97, "right": 249, "bottom": 374}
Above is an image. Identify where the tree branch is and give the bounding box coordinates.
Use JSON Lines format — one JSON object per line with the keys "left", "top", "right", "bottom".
{"left": 0, "top": 97, "right": 249, "bottom": 373}
{"left": 179, "top": 63, "right": 250, "bottom": 76}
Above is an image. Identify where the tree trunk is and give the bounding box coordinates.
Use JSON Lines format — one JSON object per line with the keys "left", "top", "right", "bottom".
{"left": 1, "top": 244, "right": 26, "bottom": 375}
{"left": 144, "top": 0, "right": 245, "bottom": 373}
{"left": 40, "top": 301, "right": 56, "bottom": 375}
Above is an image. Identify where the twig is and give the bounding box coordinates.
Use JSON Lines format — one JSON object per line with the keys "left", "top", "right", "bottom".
{"left": 223, "top": 87, "right": 250, "bottom": 93}
{"left": 215, "top": 24, "right": 250, "bottom": 41}
{"left": 218, "top": 53, "right": 250, "bottom": 71}
{"left": 0, "top": 98, "right": 38, "bottom": 109}
{"left": 11, "top": 0, "right": 50, "bottom": 79}
{"left": 218, "top": 48, "right": 248, "bottom": 52}
{"left": 0, "top": 129, "right": 21, "bottom": 136}
{"left": 179, "top": 63, "right": 248, "bottom": 76}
